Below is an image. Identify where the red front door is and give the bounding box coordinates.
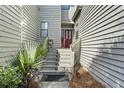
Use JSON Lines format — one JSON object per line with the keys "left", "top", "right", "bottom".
{"left": 61, "top": 29, "right": 73, "bottom": 48}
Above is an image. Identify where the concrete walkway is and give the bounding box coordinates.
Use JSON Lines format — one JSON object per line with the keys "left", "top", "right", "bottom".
{"left": 42, "top": 81, "right": 69, "bottom": 88}
{"left": 41, "top": 74, "right": 69, "bottom": 88}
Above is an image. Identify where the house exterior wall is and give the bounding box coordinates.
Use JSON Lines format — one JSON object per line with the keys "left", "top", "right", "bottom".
{"left": 0, "top": 5, "right": 39, "bottom": 65}
{"left": 73, "top": 5, "right": 124, "bottom": 87}
{"left": 61, "top": 10, "right": 73, "bottom": 24}
{"left": 69, "top": 6, "right": 77, "bottom": 21}
{"left": 73, "top": 13, "right": 81, "bottom": 43}
{"left": 39, "top": 5, "right": 61, "bottom": 48}
{"left": 21, "top": 5, "right": 39, "bottom": 42}
{"left": 0, "top": 5, "right": 21, "bottom": 65}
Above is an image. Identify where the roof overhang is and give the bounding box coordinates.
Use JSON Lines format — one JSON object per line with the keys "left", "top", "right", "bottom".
{"left": 72, "top": 6, "right": 82, "bottom": 22}
{"left": 61, "top": 23, "right": 74, "bottom": 28}
{"left": 61, "top": 21, "right": 74, "bottom": 24}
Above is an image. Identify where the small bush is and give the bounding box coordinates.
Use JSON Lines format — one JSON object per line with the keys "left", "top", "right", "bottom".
{"left": 0, "top": 66, "right": 21, "bottom": 88}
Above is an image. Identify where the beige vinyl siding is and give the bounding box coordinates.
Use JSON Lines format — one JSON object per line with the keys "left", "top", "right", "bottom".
{"left": 39, "top": 5, "right": 61, "bottom": 48}
{"left": 0, "top": 5, "right": 39, "bottom": 65}
{"left": 22, "top": 5, "right": 39, "bottom": 42}
{"left": 0, "top": 5, "right": 21, "bottom": 65}
{"left": 76, "top": 5, "right": 124, "bottom": 87}
{"left": 73, "top": 13, "right": 81, "bottom": 43}
{"left": 61, "top": 10, "right": 73, "bottom": 24}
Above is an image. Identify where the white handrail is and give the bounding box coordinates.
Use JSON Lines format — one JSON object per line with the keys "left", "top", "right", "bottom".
{"left": 57, "top": 48, "right": 74, "bottom": 73}
{"left": 70, "top": 38, "right": 81, "bottom": 51}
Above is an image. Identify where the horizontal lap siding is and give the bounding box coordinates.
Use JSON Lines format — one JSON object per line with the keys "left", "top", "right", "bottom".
{"left": 61, "top": 10, "right": 72, "bottom": 23}
{"left": 22, "top": 5, "right": 39, "bottom": 42}
{"left": 0, "top": 5, "right": 39, "bottom": 65}
{"left": 73, "top": 13, "right": 80, "bottom": 43}
{"left": 79, "top": 5, "right": 124, "bottom": 87}
{"left": 39, "top": 6, "right": 61, "bottom": 48}
{"left": 0, "top": 5, "right": 21, "bottom": 65}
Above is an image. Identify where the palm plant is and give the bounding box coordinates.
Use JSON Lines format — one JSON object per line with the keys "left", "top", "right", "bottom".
{"left": 35, "top": 38, "right": 48, "bottom": 62}
{"left": 11, "top": 38, "right": 48, "bottom": 87}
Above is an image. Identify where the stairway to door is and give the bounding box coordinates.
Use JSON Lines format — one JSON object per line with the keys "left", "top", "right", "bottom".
{"left": 40, "top": 48, "right": 69, "bottom": 88}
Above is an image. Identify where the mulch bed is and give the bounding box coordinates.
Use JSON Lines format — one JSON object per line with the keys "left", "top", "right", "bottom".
{"left": 69, "top": 63, "right": 105, "bottom": 88}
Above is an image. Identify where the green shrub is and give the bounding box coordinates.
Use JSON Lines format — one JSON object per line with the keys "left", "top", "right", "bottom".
{"left": 10, "top": 38, "right": 48, "bottom": 87}
{"left": 0, "top": 66, "right": 21, "bottom": 88}
{"left": 0, "top": 38, "right": 48, "bottom": 88}
{"left": 35, "top": 38, "right": 48, "bottom": 61}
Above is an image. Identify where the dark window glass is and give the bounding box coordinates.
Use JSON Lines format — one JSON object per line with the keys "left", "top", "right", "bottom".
{"left": 41, "top": 30, "right": 48, "bottom": 37}
{"left": 40, "top": 22, "right": 48, "bottom": 38}
{"left": 61, "top": 5, "right": 70, "bottom": 10}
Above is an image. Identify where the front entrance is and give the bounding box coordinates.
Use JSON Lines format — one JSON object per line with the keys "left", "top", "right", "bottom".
{"left": 61, "top": 29, "right": 73, "bottom": 48}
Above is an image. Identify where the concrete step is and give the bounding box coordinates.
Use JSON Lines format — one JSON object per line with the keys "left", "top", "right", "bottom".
{"left": 42, "top": 59, "right": 58, "bottom": 65}
{"left": 47, "top": 53, "right": 58, "bottom": 56}
{"left": 46, "top": 59, "right": 58, "bottom": 62}
{"left": 42, "top": 75, "right": 69, "bottom": 81}
{"left": 48, "top": 49, "right": 57, "bottom": 52}
{"left": 42, "top": 64, "right": 58, "bottom": 68}
{"left": 42, "top": 62, "right": 58, "bottom": 65}
{"left": 42, "top": 60, "right": 58, "bottom": 63}
{"left": 47, "top": 56, "right": 58, "bottom": 59}
{"left": 41, "top": 67, "right": 57, "bottom": 70}
{"left": 47, "top": 54, "right": 58, "bottom": 57}
{"left": 44, "top": 56, "right": 58, "bottom": 60}
{"left": 43, "top": 59, "right": 58, "bottom": 62}
{"left": 47, "top": 52, "right": 57, "bottom": 55}
{"left": 40, "top": 70, "right": 66, "bottom": 75}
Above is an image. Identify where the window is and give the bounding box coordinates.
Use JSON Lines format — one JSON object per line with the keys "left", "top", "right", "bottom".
{"left": 40, "top": 22, "right": 48, "bottom": 38}
{"left": 61, "top": 5, "right": 70, "bottom": 10}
